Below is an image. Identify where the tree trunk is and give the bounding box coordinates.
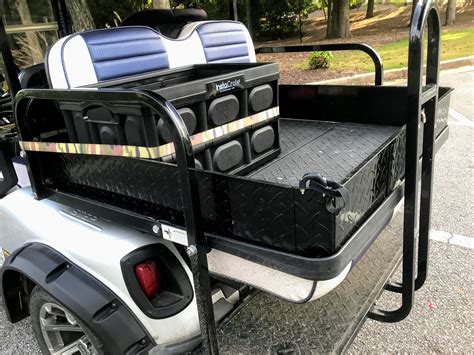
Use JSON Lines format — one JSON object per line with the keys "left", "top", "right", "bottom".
{"left": 445, "top": 0, "right": 456, "bottom": 25}
{"left": 65, "top": 0, "right": 95, "bottom": 32}
{"left": 366, "top": 0, "right": 375, "bottom": 18}
{"left": 326, "top": 0, "right": 332, "bottom": 37}
{"left": 153, "top": 0, "right": 170, "bottom": 8}
{"left": 14, "top": 0, "right": 43, "bottom": 65}
{"left": 246, "top": 0, "right": 254, "bottom": 39}
{"left": 327, "top": 0, "right": 350, "bottom": 38}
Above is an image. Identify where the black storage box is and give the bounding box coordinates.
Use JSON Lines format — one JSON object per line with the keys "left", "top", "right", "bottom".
{"left": 60, "top": 63, "right": 280, "bottom": 175}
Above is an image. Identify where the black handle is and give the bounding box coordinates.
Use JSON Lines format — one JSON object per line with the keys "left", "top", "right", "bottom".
{"left": 256, "top": 43, "right": 384, "bottom": 85}
{"left": 299, "top": 173, "right": 350, "bottom": 214}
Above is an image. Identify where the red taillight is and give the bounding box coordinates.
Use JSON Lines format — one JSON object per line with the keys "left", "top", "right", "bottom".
{"left": 134, "top": 260, "right": 160, "bottom": 299}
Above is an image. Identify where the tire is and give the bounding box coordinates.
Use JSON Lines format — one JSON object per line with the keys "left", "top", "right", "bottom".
{"left": 29, "top": 287, "right": 104, "bottom": 355}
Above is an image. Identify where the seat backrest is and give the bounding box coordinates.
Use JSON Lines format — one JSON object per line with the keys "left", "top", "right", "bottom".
{"left": 46, "top": 26, "right": 170, "bottom": 88}
{"left": 180, "top": 21, "right": 256, "bottom": 64}
{"left": 46, "top": 21, "right": 255, "bottom": 89}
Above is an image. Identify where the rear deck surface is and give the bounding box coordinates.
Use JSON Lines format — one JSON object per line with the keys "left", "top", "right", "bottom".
{"left": 249, "top": 119, "right": 401, "bottom": 186}
{"left": 215, "top": 213, "right": 404, "bottom": 353}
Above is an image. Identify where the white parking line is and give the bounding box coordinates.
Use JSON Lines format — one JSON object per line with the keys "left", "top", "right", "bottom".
{"left": 449, "top": 109, "right": 474, "bottom": 127}
{"left": 430, "top": 230, "right": 474, "bottom": 249}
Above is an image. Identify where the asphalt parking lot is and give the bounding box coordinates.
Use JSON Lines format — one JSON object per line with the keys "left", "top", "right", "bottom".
{"left": 0, "top": 67, "right": 472, "bottom": 354}
{"left": 350, "top": 66, "right": 474, "bottom": 353}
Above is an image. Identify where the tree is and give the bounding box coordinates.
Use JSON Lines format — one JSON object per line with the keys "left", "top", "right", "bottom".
{"left": 13, "top": 0, "right": 43, "bottom": 64}
{"left": 327, "top": 0, "right": 350, "bottom": 39}
{"left": 153, "top": 0, "right": 170, "bottom": 8}
{"left": 86, "top": 0, "right": 152, "bottom": 27}
{"left": 445, "top": 0, "right": 456, "bottom": 26}
{"left": 366, "top": 0, "right": 374, "bottom": 19}
{"left": 66, "top": 0, "right": 95, "bottom": 32}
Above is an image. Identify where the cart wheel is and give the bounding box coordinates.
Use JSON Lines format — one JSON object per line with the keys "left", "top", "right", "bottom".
{"left": 30, "top": 287, "right": 103, "bottom": 355}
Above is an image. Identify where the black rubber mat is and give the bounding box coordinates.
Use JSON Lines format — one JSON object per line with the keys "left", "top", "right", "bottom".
{"left": 216, "top": 212, "right": 404, "bottom": 354}
{"left": 249, "top": 119, "right": 401, "bottom": 186}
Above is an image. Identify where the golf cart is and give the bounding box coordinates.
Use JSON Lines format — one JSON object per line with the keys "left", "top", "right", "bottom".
{"left": 0, "top": 0, "right": 453, "bottom": 353}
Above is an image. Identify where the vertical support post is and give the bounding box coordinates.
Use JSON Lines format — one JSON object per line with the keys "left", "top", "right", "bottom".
{"left": 368, "top": 0, "right": 440, "bottom": 322}
{"left": 0, "top": 18, "right": 22, "bottom": 98}
{"left": 229, "top": 0, "right": 238, "bottom": 21}
{"left": 415, "top": 11, "right": 440, "bottom": 290}
{"left": 145, "top": 92, "right": 219, "bottom": 354}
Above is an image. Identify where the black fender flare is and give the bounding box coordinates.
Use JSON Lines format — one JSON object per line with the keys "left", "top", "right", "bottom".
{"left": 1, "top": 243, "right": 156, "bottom": 354}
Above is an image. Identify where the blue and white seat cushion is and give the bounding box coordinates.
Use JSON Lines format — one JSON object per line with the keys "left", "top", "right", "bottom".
{"left": 46, "top": 21, "right": 256, "bottom": 89}
{"left": 47, "top": 26, "right": 170, "bottom": 88}
{"left": 177, "top": 21, "right": 256, "bottom": 64}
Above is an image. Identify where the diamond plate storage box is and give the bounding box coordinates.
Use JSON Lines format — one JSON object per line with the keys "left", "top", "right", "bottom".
{"left": 60, "top": 63, "right": 280, "bottom": 175}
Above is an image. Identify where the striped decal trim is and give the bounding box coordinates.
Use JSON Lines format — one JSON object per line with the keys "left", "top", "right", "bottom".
{"left": 20, "top": 106, "right": 279, "bottom": 160}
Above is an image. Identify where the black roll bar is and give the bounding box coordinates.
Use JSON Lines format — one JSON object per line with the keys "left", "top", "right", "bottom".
{"left": 256, "top": 43, "right": 384, "bottom": 85}
{"left": 14, "top": 88, "right": 219, "bottom": 353}
{"left": 368, "top": 0, "right": 441, "bottom": 323}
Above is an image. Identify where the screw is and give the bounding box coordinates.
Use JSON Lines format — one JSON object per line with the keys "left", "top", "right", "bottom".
{"left": 186, "top": 245, "right": 198, "bottom": 258}
{"left": 152, "top": 225, "right": 160, "bottom": 234}
{"left": 19, "top": 150, "right": 26, "bottom": 158}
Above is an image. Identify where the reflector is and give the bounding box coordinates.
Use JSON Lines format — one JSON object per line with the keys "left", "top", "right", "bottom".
{"left": 134, "top": 260, "right": 160, "bottom": 299}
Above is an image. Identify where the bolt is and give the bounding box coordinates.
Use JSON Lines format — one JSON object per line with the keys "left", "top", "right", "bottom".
{"left": 19, "top": 150, "right": 26, "bottom": 158}
{"left": 186, "top": 245, "right": 198, "bottom": 258}
{"left": 152, "top": 225, "right": 160, "bottom": 234}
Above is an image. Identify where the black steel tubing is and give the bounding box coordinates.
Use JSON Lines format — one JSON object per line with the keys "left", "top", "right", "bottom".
{"left": 0, "top": 18, "right": 22, "bottom": 98}
{"left": 368, "top": 0, "right": 440, "bottom": 323}
{"left": 256, "top": 43, "right": 384, "bottom": 85}
{"left": 14, "top": 88, "right": 219, "bottom": 354}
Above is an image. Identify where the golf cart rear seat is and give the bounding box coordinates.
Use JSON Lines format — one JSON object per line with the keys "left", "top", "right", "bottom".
{"left": 46, "top": 21, "right": 256, "bottom": 89}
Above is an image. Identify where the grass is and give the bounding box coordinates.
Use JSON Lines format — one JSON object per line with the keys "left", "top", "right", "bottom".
{"left": 297, "top": 28, "right": 474, "bottom": 72}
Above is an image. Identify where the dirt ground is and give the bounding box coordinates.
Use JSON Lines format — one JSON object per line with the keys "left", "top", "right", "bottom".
{"left": 256, "top": 4, "right": 474, "bottom": 84}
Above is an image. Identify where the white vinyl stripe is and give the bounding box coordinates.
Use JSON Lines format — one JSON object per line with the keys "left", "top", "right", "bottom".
{"left": 63, "top": 35, "right": 98, "bottom": 88}
{"left": 47, "top": 36, "right": 70, "bottom": 88}
{"left": 430, "top": 230, "right": 474, "bottom": 249}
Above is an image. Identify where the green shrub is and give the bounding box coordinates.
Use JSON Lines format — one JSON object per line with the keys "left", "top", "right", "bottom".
{"left": 308, "top": 51, "right": 334, "bottom": 69}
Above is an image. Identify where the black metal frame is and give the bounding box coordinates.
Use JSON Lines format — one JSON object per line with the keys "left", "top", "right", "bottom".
{"left": 368, "top": 0, "right": 441, "bottom": 322}
{"left": 256, "top": 43, "right": 384, "bottom": 85}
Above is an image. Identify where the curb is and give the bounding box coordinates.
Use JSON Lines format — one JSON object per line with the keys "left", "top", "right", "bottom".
{"left": 313, "top": 56, "right": 474, "bottom": 85}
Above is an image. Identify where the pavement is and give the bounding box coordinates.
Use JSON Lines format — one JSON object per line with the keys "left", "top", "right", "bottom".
{"left": 349, "top": 66, "right": 474, "bottom": 353}
{"left": 0, "top": 67, "right": 472, "bottom": 354}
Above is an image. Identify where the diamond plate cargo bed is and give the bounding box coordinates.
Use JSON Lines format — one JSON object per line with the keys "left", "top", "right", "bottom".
{"left": 213, "top": 211, "right": 404, "bottom": 354}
